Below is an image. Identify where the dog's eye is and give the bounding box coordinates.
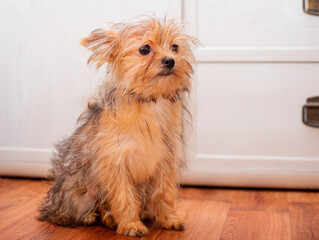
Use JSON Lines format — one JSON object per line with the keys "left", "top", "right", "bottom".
{"left": 171, "top": 44, "right": 179, "bottom": 53}
{"left": 139, "top": 45, "right": 151, "bottom": 55}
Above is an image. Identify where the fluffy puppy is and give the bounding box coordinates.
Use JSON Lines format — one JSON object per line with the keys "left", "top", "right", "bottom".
{"left": 38, "top": 16, "right": 196, "bottom": 237}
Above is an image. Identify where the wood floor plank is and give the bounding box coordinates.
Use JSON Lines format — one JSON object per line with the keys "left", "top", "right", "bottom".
{"left": 178, "top": 187, "right": 235, "bottom": 202}
{"left": 145, "top": 199, "right": 230, "bottom": 240}
{"left": 220, "top": 211, "right": 292, "bottom": 240}
{"left": 288, "top": 202, "right": 319, "bottom": 240}
{"left": 0, "top": 181, "right": 48, "bottom": 215}
{"left": 287, "top": 191, "right": 319, "bottom": 203}
{"left": 229, "top": 190, "right": 288, "bottom": 212}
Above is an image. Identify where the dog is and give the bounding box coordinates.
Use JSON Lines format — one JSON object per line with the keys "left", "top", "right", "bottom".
{"left": 38, "top": 16, "right": 196, "bottom": 237}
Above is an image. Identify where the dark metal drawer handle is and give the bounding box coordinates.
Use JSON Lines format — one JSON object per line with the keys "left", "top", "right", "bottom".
{"left": 304, "top": 0, "right": 319, "bottom": 16}
{"left": 303, "top": 99, "right": 319, "bottom": 128}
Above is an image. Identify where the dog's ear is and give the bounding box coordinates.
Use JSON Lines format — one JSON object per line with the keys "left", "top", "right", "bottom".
{"left": 81, "top": 29, "right": 120, "bottom": 67}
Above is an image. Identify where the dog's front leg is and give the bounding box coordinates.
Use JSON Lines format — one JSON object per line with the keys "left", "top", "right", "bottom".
{"left": 106, "top": 170, "right": 149, "bottom": 237}
{"left": 149, "top": 166, "right": 184, "bottom": 231}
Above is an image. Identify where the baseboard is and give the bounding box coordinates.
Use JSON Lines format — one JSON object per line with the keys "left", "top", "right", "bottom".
{"left": 1, "top": 147, "right": 319, "bottom": 189}
{"left": 181, "top": 154, "right": 319, "bottom": 189}
{"left": 0, "top": 147, "right": 51, "bottom": 178}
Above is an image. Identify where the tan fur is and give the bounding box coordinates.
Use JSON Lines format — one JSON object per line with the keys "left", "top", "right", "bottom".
{"left": 38, "top": 16, "right": 196, "bottom": 237}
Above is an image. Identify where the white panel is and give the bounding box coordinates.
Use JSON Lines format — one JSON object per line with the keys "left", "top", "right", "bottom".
{"left": 183, "top": 62, "right": 319, "bottom": 188}
{"left": 198, "top": 0, "right": 319, "bottom": 48}
{"left": 196, "top": 63, "right": 319, "bottom": 157}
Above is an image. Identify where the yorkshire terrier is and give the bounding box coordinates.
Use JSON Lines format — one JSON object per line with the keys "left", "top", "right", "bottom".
{"left": 38, "top": 16, "right": 196, "bottom": 237}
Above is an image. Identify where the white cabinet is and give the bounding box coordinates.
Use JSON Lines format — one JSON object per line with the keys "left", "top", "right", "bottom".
{"left": 182, "top": 0, "right": 319, "bottom": 188}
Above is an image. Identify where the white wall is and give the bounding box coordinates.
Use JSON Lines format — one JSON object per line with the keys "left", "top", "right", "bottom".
{"left": 1, "top": 0, "right": 319, "bottom": 188}
{"left": 0, "top": 0, "right": 181, "bottom": 177}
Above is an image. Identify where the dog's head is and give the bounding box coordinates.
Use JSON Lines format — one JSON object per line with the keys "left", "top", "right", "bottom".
{"left": 81, "top": 16, "right": 197, "bottom": 102}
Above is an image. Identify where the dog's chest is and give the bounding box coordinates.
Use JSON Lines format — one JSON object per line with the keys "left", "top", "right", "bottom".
{"left": 118, "top": 98, "right": 183, "bottom": 182}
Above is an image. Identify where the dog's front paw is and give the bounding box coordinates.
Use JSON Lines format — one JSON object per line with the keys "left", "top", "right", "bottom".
{"left": 117, "top": 221, "right": 149, "bottom": 237}
{"left": 160, "top": 218, "right": 185, "bottom": 231}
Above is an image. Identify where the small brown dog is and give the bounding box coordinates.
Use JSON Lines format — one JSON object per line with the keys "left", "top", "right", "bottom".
{"left": 38, "top": 16, "right": 196, "bottom": 237}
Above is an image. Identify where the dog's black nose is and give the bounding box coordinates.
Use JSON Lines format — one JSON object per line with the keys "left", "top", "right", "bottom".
{"left": 162, "top": 57, "right": 175, "bottom": 70}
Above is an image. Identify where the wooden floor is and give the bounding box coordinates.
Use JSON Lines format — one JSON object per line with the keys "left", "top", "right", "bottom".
{"left": 1, "top": 178, "right": 319, "bottom": 240}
